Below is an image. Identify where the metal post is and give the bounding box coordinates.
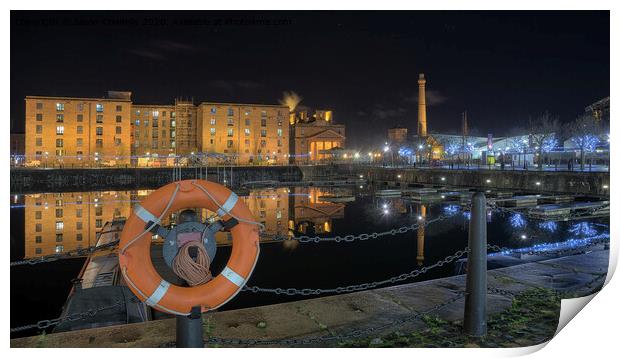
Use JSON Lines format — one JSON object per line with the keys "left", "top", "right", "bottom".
{"left": 176, "top": 305, "right": 203, "bottom": 347}
{"left": 464, "top": 192, "right": 487, "bottom": 337}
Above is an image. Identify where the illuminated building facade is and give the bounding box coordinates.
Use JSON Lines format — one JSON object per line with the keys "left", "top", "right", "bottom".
{"left": 23, "top": 92, "right": 291, "bottom": 167}
{"left": 290, "top": 108, "right": 346, "bottom": 163}
{"left": 24, "top": 92, "right": 133, "bottom": 167}
{"left": 197, "top": 102, "right": 289, "bottom": 165}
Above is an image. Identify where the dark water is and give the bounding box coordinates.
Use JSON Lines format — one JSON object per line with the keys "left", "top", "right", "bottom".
{"left": 10, "top": 186, "right": 609, "bottom": 336}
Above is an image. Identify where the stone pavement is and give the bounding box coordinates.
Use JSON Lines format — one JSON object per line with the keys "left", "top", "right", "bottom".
{"left": 11, "top": 245, "right": 609, "bottom": 348}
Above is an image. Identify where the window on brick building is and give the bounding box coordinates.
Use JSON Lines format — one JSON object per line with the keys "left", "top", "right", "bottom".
{"left": 36, "top": 113, "right": 43, "bottom": 121}
{"left": 96, "top": 104, "right": 103, "bottom": 112}
{"left": 96, "top": 127, "right": 103, "bottom": 135}
{"left": 56, "top": 103, "right": 64, "bottom": 111}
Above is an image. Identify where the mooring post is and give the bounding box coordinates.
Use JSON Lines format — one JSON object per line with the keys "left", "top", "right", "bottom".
{"left": 463, "top": 191, "right": 487, "bottom": 337}
{"left": 176, "top": 305, "right": 203, "bottom": 348}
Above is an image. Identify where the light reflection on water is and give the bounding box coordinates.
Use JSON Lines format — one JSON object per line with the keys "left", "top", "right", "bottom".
{"left": 10, "top": 187, "right": 609, "bottom": 332}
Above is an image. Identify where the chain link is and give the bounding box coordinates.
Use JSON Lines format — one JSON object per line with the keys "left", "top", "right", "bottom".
{"left": 264, "top": 212, "right": 459, "bottom": 244}
{"left": 10, "top": 299, "right": 124, "bottom": 333}
{"left": 10, "top": 240, "right": 120, "bottom": 267}
{"left": 243, "top": 246, "right": 469, "bottom": 296}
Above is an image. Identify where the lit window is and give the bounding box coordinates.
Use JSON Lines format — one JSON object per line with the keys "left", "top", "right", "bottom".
{"left": 55, "top": 245, "right": 64, "bottom": 253}
{"left": 245, "top": 128, "right": 250, "bottom": 136}
{"left": 210, "top": 128, "right": 216, "bottom": 136}
{"left": 153, "top": 111, "right": 159, "bottom": 118}
{"left": 135, "top": 119, "right": 140, "bottom": 126}
{"left": 56, "top": 221, "right": 64, "bottom": 231}
{"left": 227, "top": 128, "right": 234, "bottom": 137}
{"left": 277, "top": 128, "right": 283, "bottom": 137}
{"left": 56, "top": 103, "right": 64, "bottom": 111}
{"left": 210, "top": 118, "right": 216, "bottom": 125}
{"left": 96, "top": 103, "right": 104, "bottom": 112}
{"left": 56, "top": 126, "right": 64, "bottom": 135}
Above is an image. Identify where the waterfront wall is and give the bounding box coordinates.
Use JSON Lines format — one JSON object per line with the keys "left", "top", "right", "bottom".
{"left": 350, "top": 166, "right": 610, "bottom": 197}
{"left": 10, "top": 164, "right": 610, "bottom": 196}
{"left": 10, "top": 166, "right": 303, "bottom": 193}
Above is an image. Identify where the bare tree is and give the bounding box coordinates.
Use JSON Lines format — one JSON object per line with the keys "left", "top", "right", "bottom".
{"left": 564, "top": 114, "right": 603, "bottom": 171}
{"left": 529, "top": 112, "right": 560, "bottom": 170}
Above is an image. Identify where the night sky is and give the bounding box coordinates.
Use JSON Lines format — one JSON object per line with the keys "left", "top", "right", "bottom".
{"left": 11, "top": 11, "right": 609, "bottom": 148}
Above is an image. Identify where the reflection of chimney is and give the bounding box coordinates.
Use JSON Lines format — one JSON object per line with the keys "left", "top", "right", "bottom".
{"left": 417, "top": 73, "right": 427, "bottom": 137}
{"left": 416, "top": 205, "right": 426, "bottom": 266}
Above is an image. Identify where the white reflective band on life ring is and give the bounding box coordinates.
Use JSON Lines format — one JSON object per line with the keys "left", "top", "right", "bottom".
{"left": 221, "top": 266, "right": 245, "bottom": 287}
{"left": 134, "top": 204, "right": 160, "bottom": 225}
{"left": 145, "top": 280, "right": 170, "bottom": 306}
{"left": 216, "top": 192, "right": 238, "bottom": 217}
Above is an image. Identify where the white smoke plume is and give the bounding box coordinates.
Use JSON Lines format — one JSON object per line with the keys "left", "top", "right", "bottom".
{"left": 279, "top": 91, "right": 303, "bottom": 112}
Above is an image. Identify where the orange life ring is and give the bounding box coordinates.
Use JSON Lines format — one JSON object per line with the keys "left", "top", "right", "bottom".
{"left": 118, "top": 179, "right": 260, "bottom": 315}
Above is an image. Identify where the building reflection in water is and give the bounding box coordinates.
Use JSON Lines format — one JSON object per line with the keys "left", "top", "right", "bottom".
{"left": 22, "top": 186, "right": 350, "bottom": 258}
{"left": 289, "top": 187, "right": 345, "bottom": 236}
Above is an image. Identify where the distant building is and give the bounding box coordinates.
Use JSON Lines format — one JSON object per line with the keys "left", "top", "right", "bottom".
{"left": 387, "top": 127, "right": 408, "bottom": 145}
{"left": 585, "top": 96, "right": 610, "bottom": 123}
{"left": 25, "top": 93, "right": 133, "bottom": 167}
{"left": 23, "top": 91, "right": 289, "bottom": 167}
{"left": 290, "top": 108, "right": 345, "bottom": 163}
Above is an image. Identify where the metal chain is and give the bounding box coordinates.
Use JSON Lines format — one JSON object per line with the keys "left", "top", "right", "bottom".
{"left": 10, "top": 299, "right": 124, "bottom": 333}
{"left": 263, "top": 211, "right": 461, "bottom": 244}
{"left": 10, "top": 240, "right": 120, "bottom": 267}
{"left": 243, "top": 246, "right": 469, "bottom": 296}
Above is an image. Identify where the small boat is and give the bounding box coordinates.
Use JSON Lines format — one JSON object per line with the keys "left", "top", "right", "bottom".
{"left": 318, "top": 195, "right": 356, "bottom": 203}
{"left": 53, "top": 218, "right": 162, "bottom": 333}
{"left": 376, "top": 189, "right": 402, "bottom": 197}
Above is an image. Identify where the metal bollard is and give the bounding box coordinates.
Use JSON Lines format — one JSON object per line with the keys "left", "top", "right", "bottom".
{"left": 463, "top": 192, "right": 487, "bottom": 337}
{"left": 176, "top": 305, "right": 204, "bottom": 348}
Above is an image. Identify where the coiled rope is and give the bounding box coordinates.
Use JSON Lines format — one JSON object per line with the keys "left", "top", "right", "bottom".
{"left": 172, "top": 241, "right": 213, "bottom": 286}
